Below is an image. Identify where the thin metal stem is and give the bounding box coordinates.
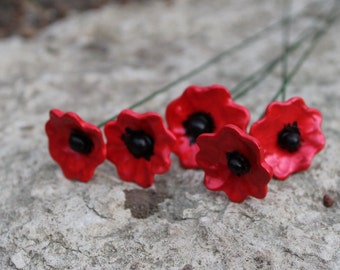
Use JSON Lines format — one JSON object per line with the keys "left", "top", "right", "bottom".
{"left": 264, "top": 9, "right": 338, "bottom": 116}
{"left": 231, "top": 28, "right": 315, "bottom": 100}
{"left": 232, "top": 2, "right": 338, "bottom": 101}
{"left": 97, "top": 10, "right": 303, "bottom": 128}
{"left": 280, "top": 0, "right": 292, "bottom": 101}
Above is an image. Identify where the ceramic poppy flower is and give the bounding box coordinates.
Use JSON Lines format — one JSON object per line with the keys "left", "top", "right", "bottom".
{"left": 250, "top": 97, "right": 325, "bottom": 180}
{"left": 196, "top": 125, "right": 273, "bottom": 203}
{"left": 166, "top": 84, "right": 250, "bottom": 168}
{"left": 45, "top": 109, "right": 106, "bottom": 182}
{"left": 104, "top": 109, "right": 176, "bottom": 188}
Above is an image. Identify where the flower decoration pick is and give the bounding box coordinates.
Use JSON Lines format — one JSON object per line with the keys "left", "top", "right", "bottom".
{"left": 104, "top": 109, "right": 176, "bottom": 188}
{"left": 196, "top": 125, "right": 273, "bottom": 203}
{"left": 166, "top": 84, "right": 250, "bottom": 168}
{"left": 44, "top": 3, "right": 333, "bottom": 203}
{"left": 250, "top": 97, "right": 325, "bottom": 180}
{"left": 45, "top": 109, "right": 106, "bottom": 182}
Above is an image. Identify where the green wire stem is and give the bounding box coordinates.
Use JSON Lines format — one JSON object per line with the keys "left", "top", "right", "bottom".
{"left": 97, "top": 2, "right": 338, "bottom": 128}
{"left": 263, "top": 9, "right": 338, "bottom": 117}
{"left": 232, "top": 1, "right": 338, "bottom": 101}
{"left": 97, "top": 10, "right": 303, "bottom": 128}
{"left": 280, "top": 0, "right": 292, "bottom": 101}
{"left": 231, "top": 28, "right": 316, "bottom": 100}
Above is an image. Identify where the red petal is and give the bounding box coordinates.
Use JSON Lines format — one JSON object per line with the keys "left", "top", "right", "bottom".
{"left": 250, "top": 97, "right": 325, "bottom": 180}
{"left": 105, "top": 109, "right": 175, "bottom": 188}
{"left": 166, "top": 85, "right": 250, "bottom": 168}
{"left": 197, "top": 125, "right": 272, "bottom": 203}
{"left": 45, "top": 109, "right": 106, "bottom": 182}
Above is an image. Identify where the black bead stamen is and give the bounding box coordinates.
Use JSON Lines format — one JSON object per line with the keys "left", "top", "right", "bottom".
{"left": 183, "top": 112, "right": 215, "bottom": 144}
{"left": 69, "top": 130, "right": 94, "bottom": 154}
{"left": 277, "top": 121, "right": 301, "bottom": 152}
{"left": 226, "top": 151, "right": 251, "bottom": 176}
{"left": 121, "top": 128, "right": 154, "bottom": 160}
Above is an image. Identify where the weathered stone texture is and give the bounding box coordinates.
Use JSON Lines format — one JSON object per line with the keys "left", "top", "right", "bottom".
{"left": 0, "top": 0, "right": 339, "bottom": 269}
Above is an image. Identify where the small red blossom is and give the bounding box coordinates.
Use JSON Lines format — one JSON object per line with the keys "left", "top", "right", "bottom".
{"left": 166, "top": 84, "right": 250, "bottom": 168}
{"left": 45, "top": 109, "right": 106, "bottom": 182}
{"left": 196, "top": 125, "right": 273, "bottom": 203}
{"left": 104, "top": 109, "right": 176, "bottom": 188}
{"left": 250, "top": 97, "right": 325, "bottom": 180}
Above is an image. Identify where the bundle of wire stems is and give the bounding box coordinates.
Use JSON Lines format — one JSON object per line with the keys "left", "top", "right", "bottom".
{"left": 98, "top": 0, "right": 339, "bottom": 128}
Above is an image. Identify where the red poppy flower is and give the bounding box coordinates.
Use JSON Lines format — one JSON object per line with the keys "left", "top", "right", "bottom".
{"left": 196, "top": 125, "right": 272, "bottom": 203}
{"left": 45, "top": 109, "right": 106, "bottom": 182}
{"left": 250, "top": 97, "right": 325, "bottom": 180}
{"left": 104, "top": 109, "right": 176, "bottom": 188}
{"left": 166, "top": 84, "right": 250, "bottom": 168}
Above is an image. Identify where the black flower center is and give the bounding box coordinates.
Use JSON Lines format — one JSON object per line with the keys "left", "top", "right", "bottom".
{"left": 121, "top": 128, "right": 154, "bottom": 160}
{"left": 277, "top": 121, "right": 301, "bottom": 152}
{"left": 69, "top": 130, "right": 94, "bottom": 154}
{"left": 183, "top": 112, "right": 215, "bottom": 144}
{"left": 226, "top": 151, "right": 251, "bottom": 176}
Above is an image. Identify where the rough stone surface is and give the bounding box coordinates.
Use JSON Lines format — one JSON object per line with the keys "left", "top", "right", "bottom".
{"left": 0, "top": 0, "right": 339, "bottom": 269}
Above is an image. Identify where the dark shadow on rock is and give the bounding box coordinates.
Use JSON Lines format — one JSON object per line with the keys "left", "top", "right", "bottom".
{"left": 124, "top": 188, "right": 171, "bottom": 219}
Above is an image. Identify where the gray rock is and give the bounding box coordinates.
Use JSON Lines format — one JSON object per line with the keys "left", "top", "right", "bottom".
{"left": 0, "top": 0, "right": 339, "bottom": 269}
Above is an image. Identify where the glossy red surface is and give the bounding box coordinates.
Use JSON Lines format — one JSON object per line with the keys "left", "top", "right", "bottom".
{"left": 105, "top": 109, "right": 176, "bottom": 188}
{"left": 166, "top": 84, "right": 250, "bottom": 168}
{"left": 196, "top": 125, "right": 273, "bottom": 203}
{"left": 45, "top": 109, "right": 106, "bottom": 182}
{"left": 250, "top": 97, "right": 325, "bottom": 180}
